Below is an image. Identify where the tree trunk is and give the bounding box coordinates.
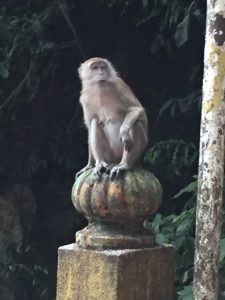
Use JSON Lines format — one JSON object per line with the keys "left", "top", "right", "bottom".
{"left": 193, "top": 1, "right": 225, "bottom": 300}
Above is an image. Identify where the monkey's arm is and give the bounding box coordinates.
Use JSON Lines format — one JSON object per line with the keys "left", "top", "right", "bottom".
{"left": 120, "top": 107, "right": 147, "bottom": 151}
{"left": 122, "top": 107, "right": 146, "bottom": 129}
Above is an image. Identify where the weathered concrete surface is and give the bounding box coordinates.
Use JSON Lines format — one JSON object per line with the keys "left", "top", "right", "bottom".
{"left": 56, "top": 243, "right": 175, "bottom": 300}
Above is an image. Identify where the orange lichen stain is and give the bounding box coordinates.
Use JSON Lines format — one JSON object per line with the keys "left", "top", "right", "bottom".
{"left": 108, "top": 182, "right": 123, "bottom": 198}
{"left": 79, "top": 183, "right": 90, "bottom": 202}
{"left": 204, "top": 44, "right": 225, "bottom": 113}
{"left": 93, "top": 194, "right": 109, "bottom": 217}
{"left": 92, "top": 181, "right": 109, "bottom": 217}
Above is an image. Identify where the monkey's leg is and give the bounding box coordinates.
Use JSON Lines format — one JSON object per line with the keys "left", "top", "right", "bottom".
{"left": 75, "top": 142, "right": 95, "bottom": 179}
{"left": 110, "top": 122, "right": 147, "bottom": 177}
{"left": 90, "top": 118, "right": 111, "bottom": 176}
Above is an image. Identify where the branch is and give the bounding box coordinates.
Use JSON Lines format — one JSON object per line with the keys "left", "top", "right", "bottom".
{"left": 57, "top": 0, "right": 86, "bottom": 60}
{"left": 0, "top": 64, "right": 34, "bottom": 111}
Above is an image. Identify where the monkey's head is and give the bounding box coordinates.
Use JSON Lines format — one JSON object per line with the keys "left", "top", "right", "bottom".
{"left": 78, "top": 57, "right": 118, "bottom": 84}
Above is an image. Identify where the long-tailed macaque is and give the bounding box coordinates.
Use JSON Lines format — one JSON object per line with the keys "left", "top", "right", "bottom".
{"left": 76, "top": 57, "right": 148, "bottom": 178}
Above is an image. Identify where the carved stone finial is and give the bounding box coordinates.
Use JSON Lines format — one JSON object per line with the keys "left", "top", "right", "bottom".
{"left": 72, "top": 168, "right": 162, "bottom": 250}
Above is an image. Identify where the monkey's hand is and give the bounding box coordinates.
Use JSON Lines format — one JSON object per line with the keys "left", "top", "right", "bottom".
{"left": 120, "top": 125, "right": 133, "bottom": 152}
{"left": 75, "top": 164, "right": 94, "bottom": 179}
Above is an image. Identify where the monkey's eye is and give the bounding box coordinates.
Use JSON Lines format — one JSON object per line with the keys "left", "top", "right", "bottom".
{"left": 91, "top": 65, "right": 99, "bottom": 70}
{"left": 100, "top": 65, "right": 107, "bottom": 70}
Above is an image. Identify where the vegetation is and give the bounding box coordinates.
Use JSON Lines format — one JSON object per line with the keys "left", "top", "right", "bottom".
{"left": 1, "top": 1, "right": 224, "bottom": 300}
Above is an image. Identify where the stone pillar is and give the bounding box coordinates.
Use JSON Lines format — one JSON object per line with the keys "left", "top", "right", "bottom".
{"left": 57, "top": 244, "right": 174, "bottom": 300}
{"left": 56, "top": 169, "right": 175, "bottom": 300}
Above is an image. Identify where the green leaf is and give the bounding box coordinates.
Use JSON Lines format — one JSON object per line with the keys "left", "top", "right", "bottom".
{"left": 157, "top": 98, "right": 176, "bottom": 120}
{"left": 193, "top": 8, "right": 201, "bottom": 16}
{"left": 176, "top": 222, "right": 190, "bottom": 235}
{"left": 173, "top": 236, "right": 185, "bottom": 248}
{"left": 175, "top": 14, "right": 190, "bottom": 47}
{"left": 156, "top": 233, "right": 168, "bottom": 244}
{"left": 177, "top": 285, "right": 193, "bottom": 300}
{"left": 0, "top": 62, "right": 9, "bottom": 78}
{"left": 42, "top": 42, "right": 54, "bottom": 50}
{"left": 182, "top": 270, "right": 189, "bottom": 283}
{"left": 188, "top": 1, "right": 196, "bottom": 14}
{"left": 151, "top": 214, "right": 162, "bottom": 232}
{"left": 32, "top": 18, "right": 41, "bottom": 33}
{"left": 193, "top": 9, "right": 205, "bottom": 26}
{"left": 173, "top": 180, "right": 197, "bottom": 199}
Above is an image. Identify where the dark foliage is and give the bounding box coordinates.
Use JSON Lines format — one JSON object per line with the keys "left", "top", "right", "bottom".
{"left": 2, "top": 1, "right": 222, "bottom": 300}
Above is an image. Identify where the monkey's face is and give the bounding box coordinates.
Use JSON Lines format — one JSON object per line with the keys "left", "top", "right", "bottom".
{"left": 79, "top": 58, "right": 117, "bottom": 84}
{"left": 88, "top": 61, "right": 110, "bottom": 83}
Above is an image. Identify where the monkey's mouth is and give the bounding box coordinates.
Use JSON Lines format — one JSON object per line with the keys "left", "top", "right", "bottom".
{"left": 98, "top": 79, "right": 107, "bottom": 84}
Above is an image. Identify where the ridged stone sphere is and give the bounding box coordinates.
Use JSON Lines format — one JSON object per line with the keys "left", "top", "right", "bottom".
{"left": 72, "top": 168, "right": 162, "bottom": 249}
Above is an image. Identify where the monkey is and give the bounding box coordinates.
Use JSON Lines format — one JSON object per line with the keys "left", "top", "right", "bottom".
{"left": 76, "top": 57, "right": 148, "bottom": 178}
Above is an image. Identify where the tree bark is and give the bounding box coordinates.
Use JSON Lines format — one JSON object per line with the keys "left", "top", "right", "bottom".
{"left": 193, "top": 1, "right": 225, "bottom": 300}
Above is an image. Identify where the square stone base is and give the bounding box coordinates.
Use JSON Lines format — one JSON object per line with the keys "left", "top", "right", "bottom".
{"left": 57, "top": 243, "right": 175, "bottom": 300}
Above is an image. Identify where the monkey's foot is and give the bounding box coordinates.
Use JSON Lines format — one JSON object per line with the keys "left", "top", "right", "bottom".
{"left": 110, "top": 163, "right": 129, "bottom": 178}
{"left": 76, "top": 165, "right": 94, "bottom": 179}
{"left": 93, "top": 161, "right": 109, "bottom": 177}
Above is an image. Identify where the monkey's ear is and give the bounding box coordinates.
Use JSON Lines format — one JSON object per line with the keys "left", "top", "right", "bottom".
{"left": 78, "top": 63, "right": 84, "bottom": 79}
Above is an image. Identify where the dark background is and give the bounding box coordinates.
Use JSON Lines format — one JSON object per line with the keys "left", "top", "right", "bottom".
{"left": 0, "top": 1, "right": 214, "bottom": 299}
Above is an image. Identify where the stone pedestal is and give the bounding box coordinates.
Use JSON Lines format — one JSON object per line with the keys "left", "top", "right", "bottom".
{"left": 56, "top": 243, "right": 175, "bottom": 300}
{"left": 57, "top": 169, "right": 175, "bottom": 299}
